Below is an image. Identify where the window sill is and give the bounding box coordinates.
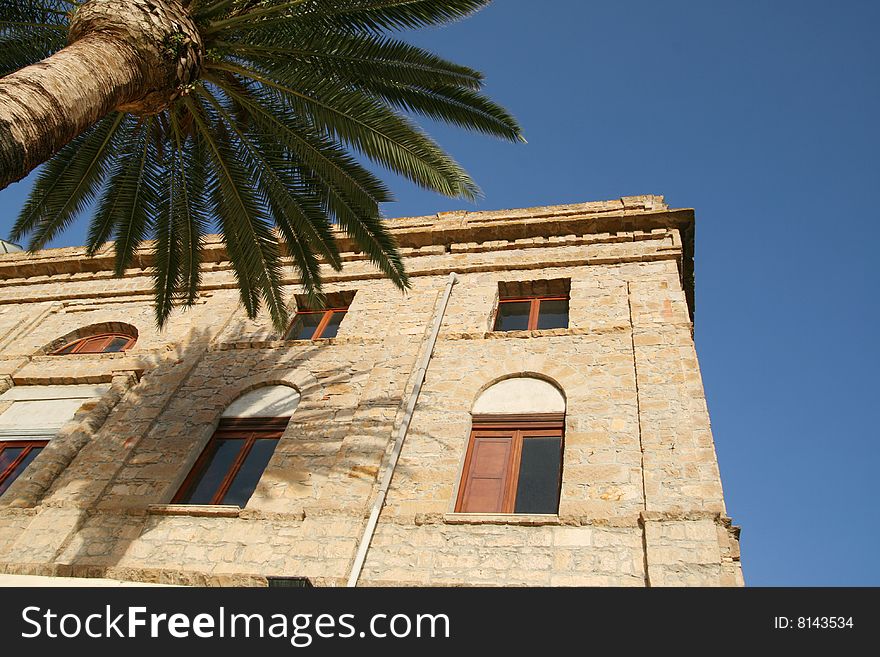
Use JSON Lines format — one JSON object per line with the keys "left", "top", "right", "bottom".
{"left": 443, "top": 513, "right": 560, "bottom": 526}
{"left": 147, "top": 504, "right": 241, "bottom": 518}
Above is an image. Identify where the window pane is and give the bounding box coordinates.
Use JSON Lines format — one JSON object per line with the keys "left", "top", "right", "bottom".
{"left": 220, "top": 438, "right": 278, "bottom": 507}
{"left": 177, "top": 439, "right": 244, "bottom": 504}
{"left": 459, "top": 436, "right": 514, "bottom": 513}
{"left": 494, "top": 301, "right": 531, "bottom": 331}
{"left": 0, "top": 446, "right": 25, "bottom": 474}
{"left": 536, "top": 298, "right": 569, "bottom": 330}
{"left": 513, "top": 436, "right": 562, "bottom": 514}
{"left": 0, "top": 446, "right": 43, "bottom": 496}
{"left": 80, "top": 336, "right": 114, "bottom": 353}
{"left": 319, "top": 311, "right": 346, "bottom": 339}
{"left": 104, "top": 337, "right": 130, "bottom": 352}
{"left": 287, "top": 313, "right": 323, "bottom": 340}
{"left": 55, "top": 342, "right": 77, "bottom": 354}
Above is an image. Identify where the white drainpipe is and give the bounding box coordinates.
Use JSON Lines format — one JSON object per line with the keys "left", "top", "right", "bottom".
{"left": 346, "top": 272, "right": 458, "bottom": 587}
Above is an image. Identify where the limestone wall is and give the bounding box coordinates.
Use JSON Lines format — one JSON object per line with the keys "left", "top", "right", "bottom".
{"left": 0, "top": 197, "right": 742, "bottom": 586}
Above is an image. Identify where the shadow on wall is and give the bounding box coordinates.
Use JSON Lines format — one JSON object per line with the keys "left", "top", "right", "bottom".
{"left": 0, "top": 317, "right": 404, "bottom": 584}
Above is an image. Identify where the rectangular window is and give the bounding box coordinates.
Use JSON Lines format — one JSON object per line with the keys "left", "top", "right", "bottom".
{"left": 173, "top": 418, "right": 288, "bottom": 507}
{"left": 0, "top": 385, "right": 110, "bottom": 498}
{"left": 0, "top": 440, "right": 47, "bottom": 496}
{"left": 287, "top": 308, "right": 348, "bottom": 340}
{"left": 494, "top": 296, "right": 569, "bottom": 331}
{"left": 455, "top": 417, "right": 563, "bottom": 514}
{"left": 285, "top": 291, "right": 356, "bottom": 340}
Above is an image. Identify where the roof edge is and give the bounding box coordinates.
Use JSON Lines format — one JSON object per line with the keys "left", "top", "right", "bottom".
{"left": 0, "top": 195, "right": 695, "bottom": 315}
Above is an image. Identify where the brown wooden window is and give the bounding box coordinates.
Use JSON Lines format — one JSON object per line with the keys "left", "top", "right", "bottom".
{"left": 172, "top": 418, "right": 289, "bottom": 507}
{"left": 51, "top": 333, "right": 136, "bottom": 354}
{"left": 0, "top": 440, "right": 47, "bottom": 496}
{"left": 286, "top": 307, "right": 349, "bottom": 340}
{"left": 455, "top": 415, "right": 564, "bottom": 514}
{"left": 494, "top": 296, "right": 569, "bottom": 331}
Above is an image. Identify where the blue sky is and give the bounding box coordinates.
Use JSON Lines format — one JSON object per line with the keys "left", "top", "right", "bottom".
{"left": 1, "top": 1, "right": 878, "bottom": 585}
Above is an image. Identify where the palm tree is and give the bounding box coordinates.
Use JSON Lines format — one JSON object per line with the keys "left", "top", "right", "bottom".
{"left": 0, "top": 0, "right": 523, "bottom": 331}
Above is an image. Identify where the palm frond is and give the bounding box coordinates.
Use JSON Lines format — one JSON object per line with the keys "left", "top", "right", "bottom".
{"left": 306, "top": 0, "right": 492, "bottom": 32}
{"left": 169, "top": 109, "right": 212, "bottom": 308}
{"left": 358, "top": 80, "right": 524, "bottom": 141}
{"left": 153, "top": 136, "right": 184, "bottom": 328}
{"left": 205, "top": 0, "right": 492, "bottom": 35}
{"left": 0, "top": 26, "right": 65, "bottom": 76}
{"left": 209, "top": 71, "right": 392, "bottom": 226}
{"left": 8, "top": 0, "right": 522, "bottom": 330}
{"left": 0, "top": 0, "right": 71, "bottom": 26}
{"left": 11, "top": 112, "right": 127, "bottom": 249}
{"left": 184, "top": 91, "right": 289, "bottom": 332}
{"left": 210, "top": 60, "right": 481, "bottom": 199}
{"left": 202, "top": 82, "right": 326, "bottom": 297}
{"left": 107, "top": 117, "right": 162, "bottom": 275}
{"left": 216, "top": 30, "right": 484, "bottom": 90}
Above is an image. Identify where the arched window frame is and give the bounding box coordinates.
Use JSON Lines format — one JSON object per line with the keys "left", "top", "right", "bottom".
{"left": 172, "top": 386, "right": 299, "bottom": 508}
{"left": 455, "top": 413, "right": 564, "bottom": 515}
{"left": 51, "top": 333, "right": 136, "bottom": 355}
{"left": 456, "top": 377, "right": 566, "bottom": 515}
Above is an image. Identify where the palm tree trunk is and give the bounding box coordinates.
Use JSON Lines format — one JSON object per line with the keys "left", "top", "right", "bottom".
{"left": 0, "top": 0, "right": 202, "bottom": 190}
{"left": 0, "top": 34, "right": 146, "bottom": 189}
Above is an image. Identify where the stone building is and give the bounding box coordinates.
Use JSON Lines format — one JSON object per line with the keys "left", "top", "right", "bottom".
{"left": 0, "top": 195, "right": 742, "bottom": 587}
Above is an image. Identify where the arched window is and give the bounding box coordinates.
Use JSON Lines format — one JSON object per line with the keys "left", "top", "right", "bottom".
{"left": 0, "top": 384, "right": 110, "bottom": 497}
{"left": 173, "top": 386, "right": 300, "bottom": 507}
{"left": 47, "top": 323, "right": 138, "bottom": 355}
{"left": 51, "top": 333, "right": 136, "bottom": 354}
{"left": 455, "top": 377, "right": 565, "bottom": 514}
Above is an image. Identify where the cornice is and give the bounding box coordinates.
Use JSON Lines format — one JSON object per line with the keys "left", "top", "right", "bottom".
{"left": 0, "top": 195, "right": 695, "bottom": 315}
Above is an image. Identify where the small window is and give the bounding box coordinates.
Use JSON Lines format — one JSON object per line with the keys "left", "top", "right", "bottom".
{"left": 172, "top": 418, "right": 288, "bottom": 507}
{"left": 286, "top": 308, "right": 348, "bottom": 340}
{"left": 493, "top": 279, "right": 570, "bottom": 331}
{"left": 285, "top": 291, "right": 355, "bottom": 340}
{"left": 494, "top": 296, "right": 569, "bottom": 331}
{"left": 0, "top": 440, "right": 47, "bottom": 496}
{"left": 455, "top": 417, "right": 563, "bottom": 514}
{"left": 51, "top": 333, "right": 135, "bottom": 354}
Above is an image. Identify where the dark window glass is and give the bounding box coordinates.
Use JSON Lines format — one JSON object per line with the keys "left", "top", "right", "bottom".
{"left": 220, "top": 439, "right": 278, "bottom": 506}
{"left": 287, "top": 313, "right": 323, "bottom": 340}
{"left": 174, "top": 421, "right": 288, "bottom": 508}
{"left": 494, "top": 301, "right": 531, "bottom": 331}
{"left": 55, "top": 343, "right": 77, "bottom": 354}
{"left": 513, "top": 436, "right": 562, "bottom": 514}
{"left": 177, "top": 438, "right": 244, "bottom": 505}
{"left": 536, "top": 298, "right": 569, "bottom": 330}
{"left": 0, "top": 446, "right": 25, "bottom": 473}
{"left": 320, "top": 311, "right": 346, "bottom": 339}
{"left": 104, "top": 337, "right": 131, "bottom": 353}
{"left": 0, "top": 445, "right": 44, "bottom": 496}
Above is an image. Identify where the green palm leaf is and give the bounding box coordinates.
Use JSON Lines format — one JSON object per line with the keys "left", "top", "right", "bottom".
{"left": 11, "top": 112, "right": 127, "bottom": 250}
{"left": 6, "top": 0, "right": 523, "bottom": 331}
{"left": 185, "top": 92, "right": 289, "bottom": 331}
{"left": 216, "top": 30, "right": 484, "bottom": 91}
{"left": 210, "top": 60, "right": 481, "bottom": 199}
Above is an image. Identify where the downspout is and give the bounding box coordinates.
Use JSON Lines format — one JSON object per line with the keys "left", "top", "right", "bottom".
{"left": 346, "top": 271, "right": 458, "bottom": 587}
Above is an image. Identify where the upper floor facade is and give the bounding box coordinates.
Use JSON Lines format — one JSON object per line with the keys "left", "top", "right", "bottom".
{"left": 0, "top": 195, "right": 742, "bottom": 587}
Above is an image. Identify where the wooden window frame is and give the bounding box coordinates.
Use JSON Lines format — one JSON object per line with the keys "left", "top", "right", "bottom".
{"left": 51, "top": 333, "right": 136, "bottom": 355}
{"left": 286, "top": 307, "right": 349, "bottom": 341}
{"left": 172, "top": 417, "right": 289, "bottom": 506}
{"left": 455, "top": 413, "right": 564, "bottom": 514}
{"left": 493, "top": 295, "right": 569, "bottom": 331}
{"left": 0, "top": 440, "right": 48, "bottom": 493}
